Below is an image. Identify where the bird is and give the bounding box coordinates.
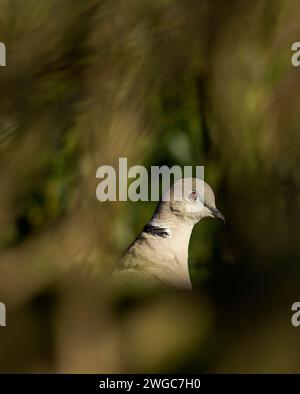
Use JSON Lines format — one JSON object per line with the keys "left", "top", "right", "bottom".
{"left": 114, "top": 178, "right": 224, "bottom": 291}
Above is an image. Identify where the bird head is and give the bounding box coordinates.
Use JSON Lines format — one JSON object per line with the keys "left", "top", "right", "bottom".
{"left": 159, "top": 178, "right": 225, "bottom": 225}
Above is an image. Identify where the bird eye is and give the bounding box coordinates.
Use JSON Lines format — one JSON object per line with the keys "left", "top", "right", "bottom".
{"left": 188, "top": 191, "right": 198, "bottom": 202}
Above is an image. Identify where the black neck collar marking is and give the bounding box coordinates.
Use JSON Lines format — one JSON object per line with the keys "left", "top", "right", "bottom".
{"left": 142, "top": 223, "right": 170, "bottom": 238}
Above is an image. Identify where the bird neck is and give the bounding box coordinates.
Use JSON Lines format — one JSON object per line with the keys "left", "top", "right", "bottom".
{"left": 148, "top": 213, "right": 195, "bottom": 289}
{"left": 150, "top": 215, "right": 194, "bottom": 258}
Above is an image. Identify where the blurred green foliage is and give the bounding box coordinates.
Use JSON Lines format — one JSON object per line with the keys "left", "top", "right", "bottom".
{"left": 0, "top": 0, "right": 300, "bottom": 373}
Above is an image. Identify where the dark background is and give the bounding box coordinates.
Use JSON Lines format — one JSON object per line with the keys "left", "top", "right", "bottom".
{"left": 0, "top": 0, "right": 299, "bottom": 372}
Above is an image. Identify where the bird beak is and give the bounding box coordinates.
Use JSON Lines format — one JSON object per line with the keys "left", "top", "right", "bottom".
{"left": 209, "top": 207, "right": 225, "bottom": 223}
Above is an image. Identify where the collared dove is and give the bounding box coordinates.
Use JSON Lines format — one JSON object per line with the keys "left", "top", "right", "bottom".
{"left": 114, "top": 178, "right": 224, "bottom": 291}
